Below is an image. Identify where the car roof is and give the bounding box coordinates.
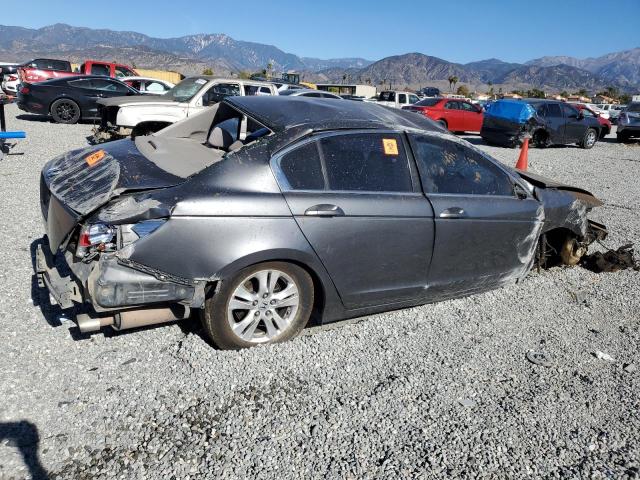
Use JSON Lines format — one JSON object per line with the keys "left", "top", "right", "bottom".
{"left": 119, "top": 76, "right": 172, "bottom": 83}
{"left": 184, "top": 76, "right": 275, "bottom": 86}
{"left": 224, "top": 96, "right": 442, "bottom": 133}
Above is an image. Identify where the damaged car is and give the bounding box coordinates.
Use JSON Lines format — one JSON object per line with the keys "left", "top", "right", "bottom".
{"left": 37, "top": 96, "right": 607, "bottom": 350}
{"left": 91, "top": 76, "right": 278, "bottom": 143}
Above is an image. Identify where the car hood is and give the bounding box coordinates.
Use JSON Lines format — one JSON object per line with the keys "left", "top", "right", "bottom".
{"left": 42, "top": 140, "right": 185, "bottom": 250}
{"left": 516, "top": 169, "right": 603, "bottom": 207}
{"left": 97, "top": 95, "right": 178, "bottom": 108}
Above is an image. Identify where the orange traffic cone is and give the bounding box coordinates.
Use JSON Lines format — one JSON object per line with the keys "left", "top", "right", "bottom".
{"left": 515, "top": 138, "right": 529, "bottom": 171}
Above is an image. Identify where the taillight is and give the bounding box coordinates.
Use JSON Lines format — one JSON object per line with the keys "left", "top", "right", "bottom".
{"left": 19, "top": 86, "right": 29, "bottom": 94}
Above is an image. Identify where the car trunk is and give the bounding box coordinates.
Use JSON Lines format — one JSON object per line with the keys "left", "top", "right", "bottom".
{"left": 41, "top": 139, "right": 185, "bottom": 251}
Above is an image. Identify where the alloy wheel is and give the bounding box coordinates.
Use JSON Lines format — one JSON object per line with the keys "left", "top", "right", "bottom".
{"left": 56, "top": 101, "right": 75, "bottom": 121}
{"left": 226, "top": 269, "right": 300, "bottom": 343}
{"left": 586, "top": 130, "right": 597, "bottom": 148}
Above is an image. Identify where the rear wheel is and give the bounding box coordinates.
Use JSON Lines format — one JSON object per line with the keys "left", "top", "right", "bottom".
{"left": 50, "top": 99, "right": 81, "bottom": 124}
{"left": 437, "top": 119, "right": 448, "bottom": 129}
{"left": 202, "top": 262, "right": 314, "bottom": 350}
{"left": 579, "top": 128, "right": 597, "bottom": 149}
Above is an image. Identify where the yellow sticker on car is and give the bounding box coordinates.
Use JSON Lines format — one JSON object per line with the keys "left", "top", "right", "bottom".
{"left": 86, "top": 150, "right": 106, "bottom": 167}
{"left": 382, "top": 138, "right": 399, "bottom": 156}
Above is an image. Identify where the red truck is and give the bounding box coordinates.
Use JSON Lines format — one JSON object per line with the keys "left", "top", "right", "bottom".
{"left": 18, "top": 59, "right": 138, "bottom": 84}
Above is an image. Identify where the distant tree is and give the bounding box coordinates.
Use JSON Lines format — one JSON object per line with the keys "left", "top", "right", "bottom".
{"left": 131, "top": 62, "right": 137, "bottom": 69}
{"left": 487, "top": 86, "right": 495, "bottom": 97}
{"left": 266, "top": 62, "right": 274, "bottom": 79}
{"left": 605, "top": 86, "right": 619, "bottom": 99}
{"left": 619, "top": 93, "right": 632, "bottom": 104}
{"left": 237, "top": 71, "right": 252, "bottom": 79}
{"left": 456, "top": 84, "right": 470, "bottom": 97}
{"left": 447, "top": 75, "right": 458, "bottom": 92}
{"left": 575, "top": 88, "right": 589, "bottom": 97}
{"left": 527, "top": 88, "right": 545, "bottom": 98}
{"left": 342, "top": 74, "right": 347, "bottom": 84}
{"left": 560, "top": 90, "right": 569, "bottom": 98}
{"left": 202, "top": 68, "right": 213, "bottom": 75}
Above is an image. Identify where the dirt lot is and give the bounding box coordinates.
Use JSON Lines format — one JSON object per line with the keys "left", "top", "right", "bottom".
{"left": 0, "top": 103, "right": 639, "bottom": 479}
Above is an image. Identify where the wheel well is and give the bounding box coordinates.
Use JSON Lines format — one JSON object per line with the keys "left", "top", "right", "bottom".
{"left": 437, "top": 118, "right": 447, "bottom": 127}
{"left": 539, "top": 227, "right": 580, "bottom": 268}
{"left": 132, "top": 121, "right": 172, "bottom": 136}
{"left": 204, "top": 259, "right": 326, "bottom": 327}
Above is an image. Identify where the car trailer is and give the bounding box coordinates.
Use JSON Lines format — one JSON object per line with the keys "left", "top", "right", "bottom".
{"left": 0, "top": 95, "right": 26, "bottom": 160}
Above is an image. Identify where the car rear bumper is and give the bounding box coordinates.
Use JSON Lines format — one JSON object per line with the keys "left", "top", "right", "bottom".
{"left": 618, "top": 125, "right": 640, "bottom": 137}
{"left": 36, "top": 242, "right": 83, "bottom": 309}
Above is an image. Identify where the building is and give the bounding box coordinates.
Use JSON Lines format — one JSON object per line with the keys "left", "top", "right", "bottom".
{"left": 566, "top": 95, "right": 590, "bottom": 103}
{"left": 501, "top": 93, "right": 522, "bottom": 99}
{"left": 592, "top": 94, "right": 619, "bottom": 104}
{"left": 316, "top": 83, "right": 377, "bottom": 99}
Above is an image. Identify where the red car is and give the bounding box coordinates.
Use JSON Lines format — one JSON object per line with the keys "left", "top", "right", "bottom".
{"left": 573, "top": 104, "right": 611, "bottom": 138}
{"left": 402, "top": 97, "right": 484, "bottom": 132}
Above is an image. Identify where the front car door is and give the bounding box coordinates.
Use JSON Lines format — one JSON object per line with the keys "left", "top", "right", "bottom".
{"left": 408, "top": 133, "right": 542, "bottom": 300}
{"left": 459, "top": 101, "right": 484, "bottom": 132}
{"left": 561, "top": 103, "right": 586, "bottom": 143}
{"left": 272, "top": 131, "right": 435, "bottom": 309}
{"left": 192, "top": 82, "right": 241, "bottom": 115}
{"left": 538, "top": 102, "right": 564, "bottom": 144}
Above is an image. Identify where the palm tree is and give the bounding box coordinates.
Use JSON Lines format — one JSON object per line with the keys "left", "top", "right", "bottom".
{"left": 448, "top": 75, "right": 458, "bottom": 92}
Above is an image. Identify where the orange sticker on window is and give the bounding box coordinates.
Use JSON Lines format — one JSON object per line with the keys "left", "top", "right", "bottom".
{"left": 86, "top": 150, "right": 106, "bottom": 166}
{"left": 382, "top": 138, "right": 399, "bottom": 156}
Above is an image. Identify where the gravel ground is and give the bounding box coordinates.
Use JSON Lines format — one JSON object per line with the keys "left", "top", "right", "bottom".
{"left": 0, "top": 103, "right": 639, "bottom": 479}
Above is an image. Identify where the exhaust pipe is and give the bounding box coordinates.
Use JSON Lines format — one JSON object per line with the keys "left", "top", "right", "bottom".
{"left": 77, "top": 305, "right": 190, "bottom": 333}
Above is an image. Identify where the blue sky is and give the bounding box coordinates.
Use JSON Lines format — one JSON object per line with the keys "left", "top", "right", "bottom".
{"left": 3, "top": 0, "right": 639, "bottom": 63}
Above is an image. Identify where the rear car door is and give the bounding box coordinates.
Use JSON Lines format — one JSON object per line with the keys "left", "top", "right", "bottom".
{"left": 408, "top": 133, "right": 542, "bottom": 299}
{"left": 561, "top": 103, "right": 587, "bottom": 143}
{"left": 272, "top": 131, "right": 435, "bottom": 309}
{"left": 443, "top": 101, "right": 463, "bottom": 130}
{"left": 459, "top": 101, "right": 484, "bottom": 132}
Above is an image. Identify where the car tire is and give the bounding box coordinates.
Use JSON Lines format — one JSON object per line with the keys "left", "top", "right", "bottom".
{"left": 50, "top": 99, "right": 81, "bottom": 124}
{"left": 532, "top": 131, "right": 549, "bottom": 148}
{"left": 579, "top": 128, "right": 597, "bottom": 149}
{"left": 202, "top": 262, "right": 314, "bottom": 350}
{"left": 437, "top": 119, "right": 448, "bottom": 129}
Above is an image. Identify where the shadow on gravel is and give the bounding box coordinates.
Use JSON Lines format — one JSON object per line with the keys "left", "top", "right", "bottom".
{"left": 0, "top": 421, "right": 49, "bottom": 480}
{"left": 16, "top": 114, "right": 96, "bottom": 125}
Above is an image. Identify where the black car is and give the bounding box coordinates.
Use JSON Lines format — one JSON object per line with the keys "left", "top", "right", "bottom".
{"left": 481, "top": 99, "right": 603, "bottom": 149}
{"left": 617, "top": 102, "right": 640, "bottom": 142}
{"left": 36, "top": 96, "right": 606, "bottom": 350}
{"left": 17, "top": 75, "right": 140, "bottom": 124}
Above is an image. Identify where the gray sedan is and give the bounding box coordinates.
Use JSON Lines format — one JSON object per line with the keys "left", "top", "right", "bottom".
{"left": 37, "top": 96, "right": 607, "bottom": 350}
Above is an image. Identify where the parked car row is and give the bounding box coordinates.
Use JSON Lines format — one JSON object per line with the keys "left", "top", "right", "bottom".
{"left": 36, "top": 95, "right": 608, "bottom": 350}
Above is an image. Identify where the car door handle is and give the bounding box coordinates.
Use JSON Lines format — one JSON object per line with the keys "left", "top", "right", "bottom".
{"left": 439, "top": 207, "right": 466, "bottom": 218}
{"left": 304, "top": 204, "right": 345, "bottom": 217}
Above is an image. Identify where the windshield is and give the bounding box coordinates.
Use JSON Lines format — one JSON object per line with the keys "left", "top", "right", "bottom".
{"left": 626, "top": 103, "right": 640, "bottom": 113}
{"left": 165, "top": 77, "right": 209, "bottom": 102}
{"left": 415, "top": 98, "right": 441, "bottom": 107}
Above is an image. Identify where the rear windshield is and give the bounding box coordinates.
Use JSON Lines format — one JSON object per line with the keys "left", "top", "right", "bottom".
{"left": 626, "top": 103, "right": 640, "bottom": 113}
{"left": 415, "top": 98, "right": 441, "bottom": 107}
{"left": 379, "top": 91, "right": 395, "bottom": 101}
{"left": 165, "top": 77, "right": 209, "bottom": 102}
{"left": 28, "top": 59, "right": 71, "bottom": 71}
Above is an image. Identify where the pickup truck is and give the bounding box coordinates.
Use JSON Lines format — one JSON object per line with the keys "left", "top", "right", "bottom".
{"left": 375, "top": 90, "right": 420, "bottom": 109}
{"left": 92, "top": 76, "right": 279, "bottom": 142}
{"left": 19, "top": 59, "right": 138, "bottom": 84}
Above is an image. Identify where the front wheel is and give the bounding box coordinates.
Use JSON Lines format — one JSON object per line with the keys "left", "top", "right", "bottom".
{"left": 50, "top": 99, "right": 81, "bottom": 124}
{"left": 202, "top": 262, "right": 314, "bottom": 350}
{"left": 579, "top": 128, "right": 597, "bottom": 149}
{"left": 437, "top": 119, "right": 448, "bottom": 129}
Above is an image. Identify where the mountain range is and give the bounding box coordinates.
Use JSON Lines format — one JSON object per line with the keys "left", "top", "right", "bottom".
{"left": 0, "top": 23, "right": 638, "bottom": 93}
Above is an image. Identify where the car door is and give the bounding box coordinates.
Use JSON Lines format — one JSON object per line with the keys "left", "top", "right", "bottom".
{"left": 408, "top": 133, "right": 541, "bottom": 299}
{"left": 66, "top": 78, "right": 104, "bottom": 116}
{"left": 397, "top": 93, "right": 407, "bottom": 108}
{"left": 539, "top": 103, "right": 564, "bottom": 144}
{"left": 443, "top": 101, "right": 463, "bottom": 130}
{"left": 561, "top": 103, "right": 586, "bottom": 143}
{"left": 272, "top": 131, "right": 435, "bottom": 309}
{"left": 459, "top": 101, "right": 484, "bottom": 132}
{"left": 192, "top": 82, "right": 241, "bottom": 115}
{"left": 85, "top": 79, "right": 133, "bottom": 117}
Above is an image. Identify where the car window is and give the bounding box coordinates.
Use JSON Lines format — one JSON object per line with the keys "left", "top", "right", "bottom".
{"left": 416, "top": 98, "right": 441, "bottom": 107}
{"left": 444, "top": 101, "right": 459, "bottom": 110}
{"left": 243, "top": 85, "right": 260, "bottom": 96}
{"left": 204, "top": 83, "right": 240, "bottom": 105}
{"left": 91, "top": 79, "right": 130, "bottom": 93}
{"left": 145, "top": 81, "right": 168, "bottom": 93}
{"left": 409, "top": 94, "right": 420, "bottom": 104}
{"left": 545, "top": 104, "right": 562, "bottom": 118}
{"left": 398, "top": 93, "right": 407, "bottom": 104}
{"left": 277, "top": 142, "right": 325, "bottom": 190}
{"left": 535, "top": 104, "right": 546, "bottom": 116}
{"left": 460, "top": 102, "right": 477, "bottom": 112}
{"left": 379, "top": 91, "right": 395, "bottom": 102}
{"left": 561, "top": 104, "right": 579, "bottom": 118}
{"left": 319, "top": 133, "right": 412, "bottom": 192}
{"left": 259, "top": 86, "right": 272, "bottom": 95}
{"left": 68, "top": 79, "right": 94, "bottom": 90}
{"left": 410, "top": 135, "right": 514, "bottom": 196}
{"left": 304, "top": 92, "right": 322, "bottom": 97}
{"left": 33, "top": 59, "right": 70, "bottom": 71}
{"left": 90, "top": 64, "right": 111, "bottom": 76}
{"left": 321, "top": 93, "right": 338, "bottom": 99}
{"left": 115, "top": 66, "right": 135, "bottom": 78}
{"left": 581, "top": 108, "right": 595, "bottom": 118}
{"left": 128, "top": 80, "right": 142, "bottom": 91}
